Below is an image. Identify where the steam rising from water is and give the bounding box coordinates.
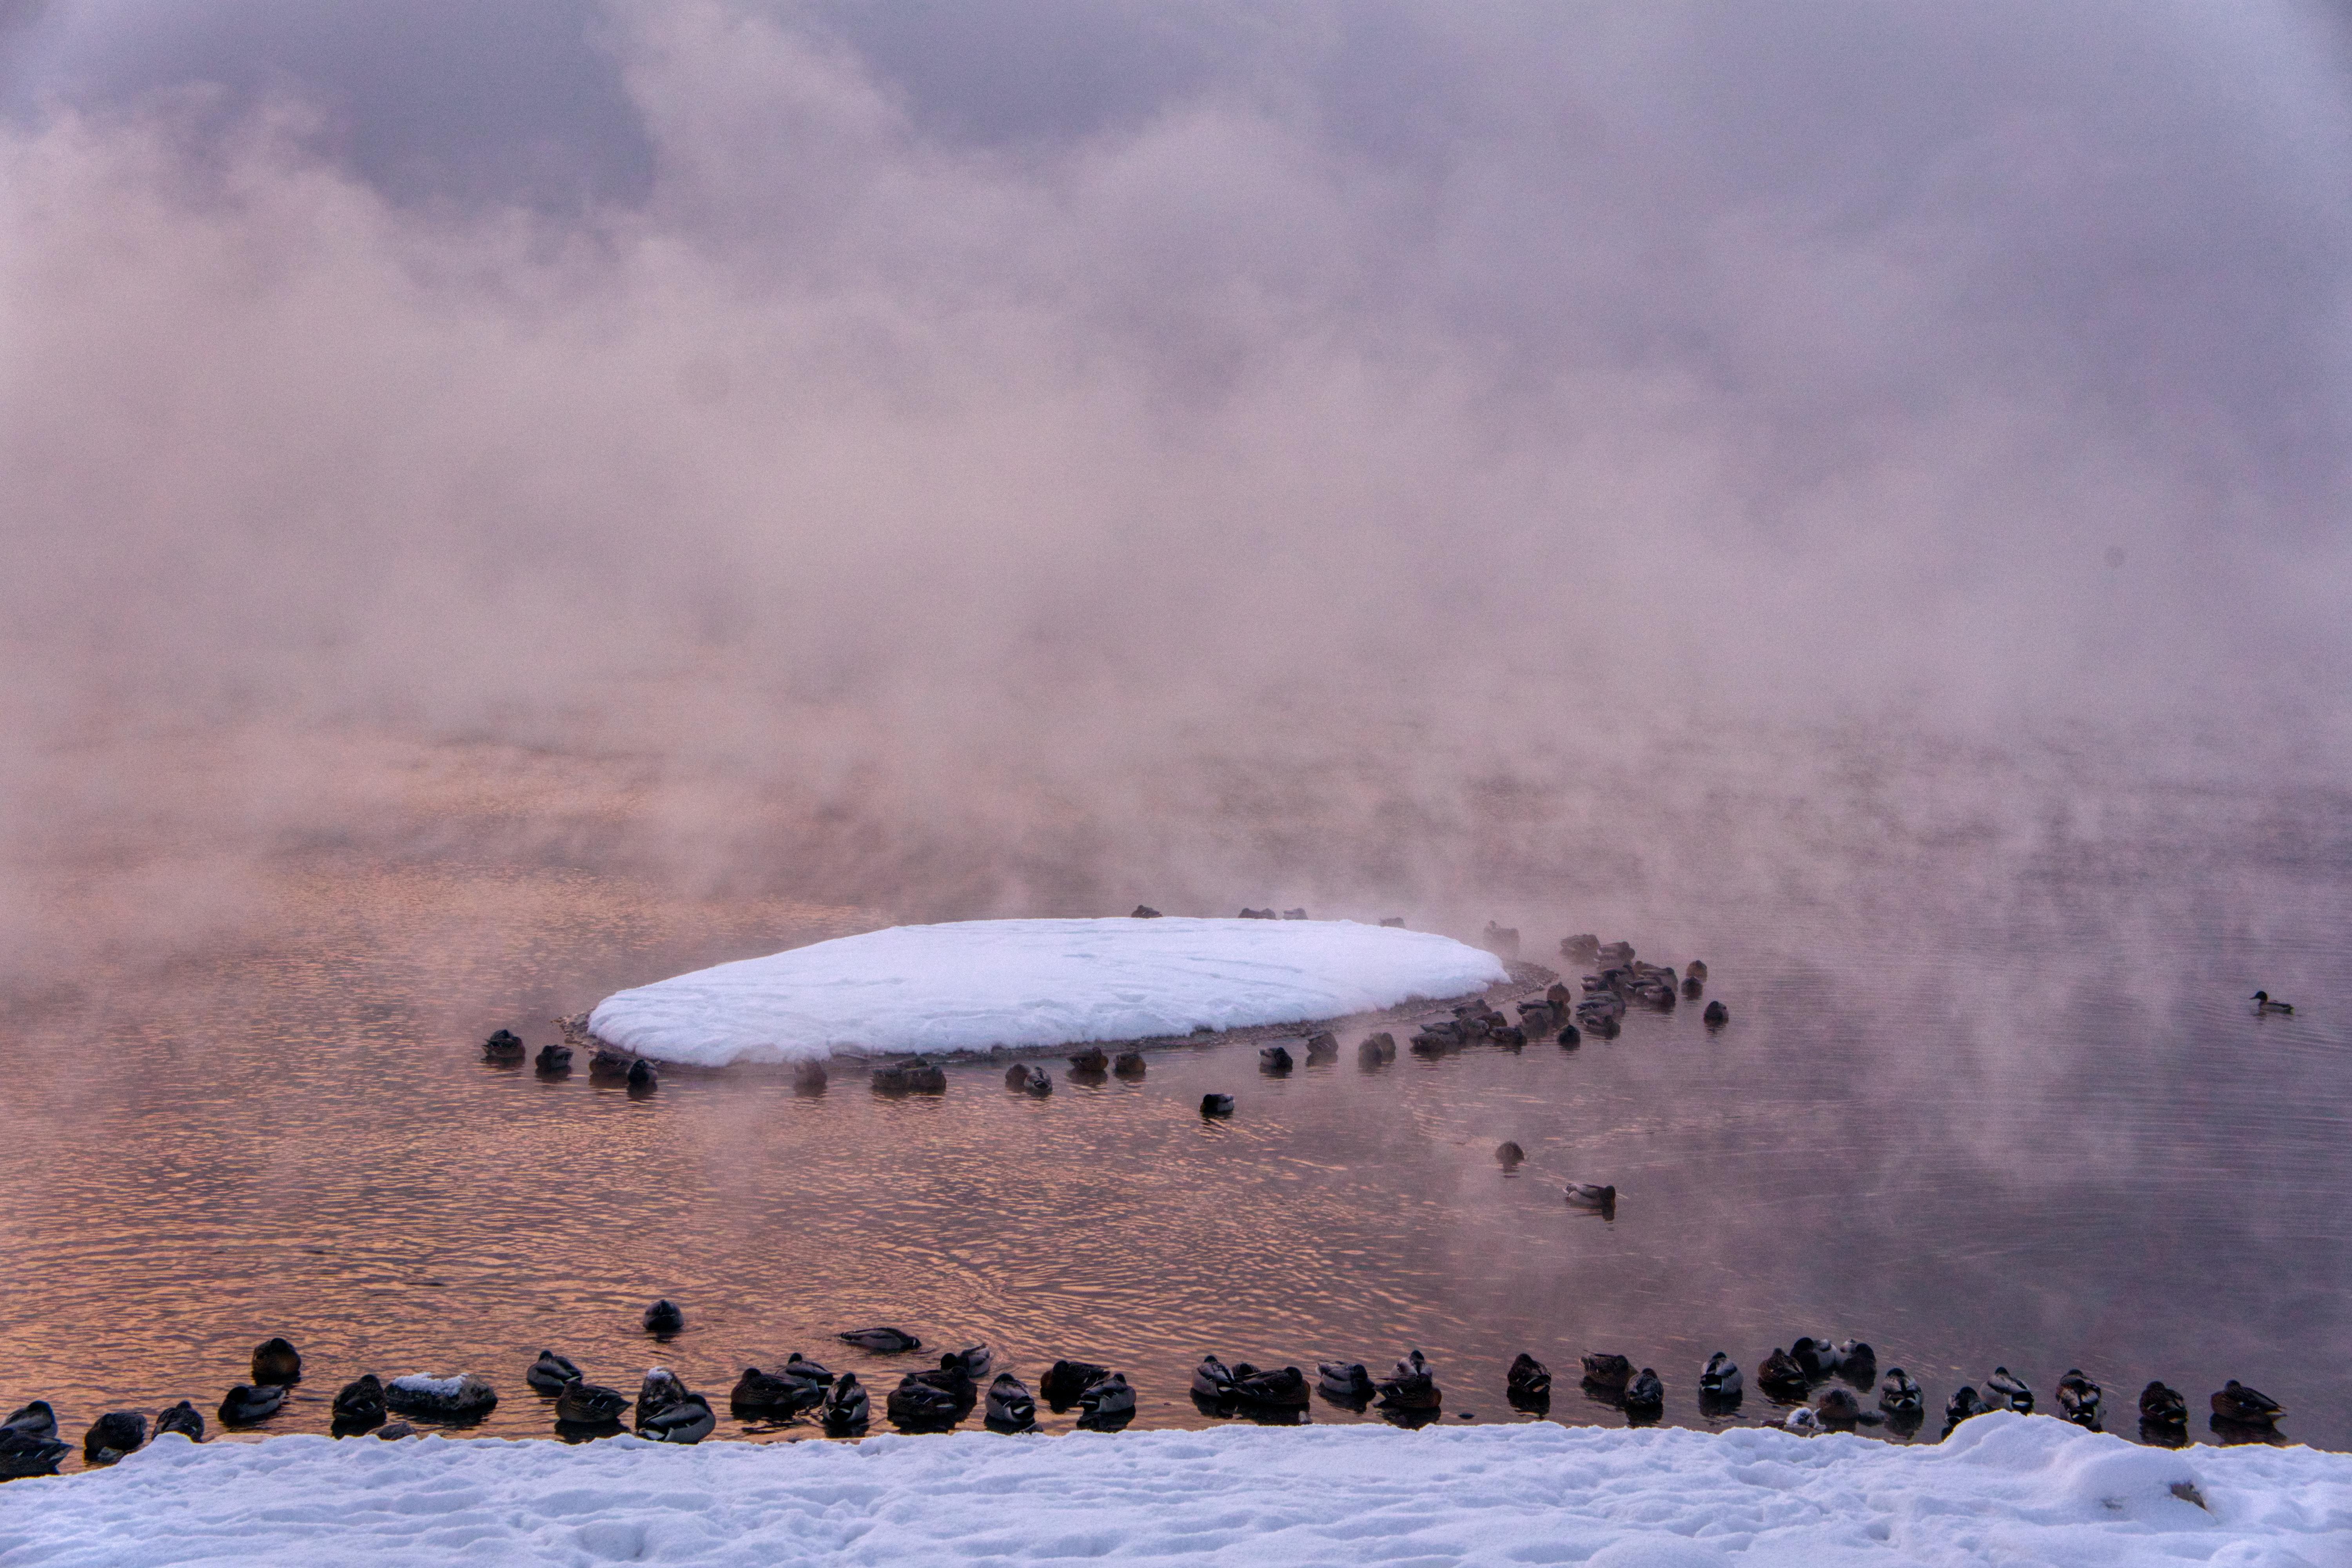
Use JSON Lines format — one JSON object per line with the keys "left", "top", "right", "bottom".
{"left": 2, "top": 2, "right": 2348, "bottom": 973}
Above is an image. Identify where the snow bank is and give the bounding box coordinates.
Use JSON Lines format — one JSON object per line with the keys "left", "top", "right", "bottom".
{"left": 587, "top": 917, "right": 1510, "bottom": 1067}
{"left": 1, "top": 1416, "right": 2343, "bottom": 1566}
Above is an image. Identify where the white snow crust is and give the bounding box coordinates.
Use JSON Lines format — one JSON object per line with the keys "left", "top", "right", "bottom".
{"left": 387, "top": 1376, "right": 465, "bottom": 1396}
{"left": 587, "top": 917, "right": 1510, "bottom": 1067}
{"left": 2, "top": 1415, "right": 2343, "bottom": 1566}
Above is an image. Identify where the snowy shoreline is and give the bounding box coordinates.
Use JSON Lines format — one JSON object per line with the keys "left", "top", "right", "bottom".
{"left": 586, "top": 918, "right": 1516, "bottom": 1068}
{"left": 2, "top": 1414, "right": 2344, "bottom": 1566}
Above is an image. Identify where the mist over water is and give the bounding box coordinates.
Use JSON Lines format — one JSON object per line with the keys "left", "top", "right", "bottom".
{"left": 0, "top": 0, "right": 2347, "bottom": 1461}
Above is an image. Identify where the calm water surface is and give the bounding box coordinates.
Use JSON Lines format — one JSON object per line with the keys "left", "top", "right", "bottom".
{"left": 3, "top": 797, "right": 2348, "bottom": 1464}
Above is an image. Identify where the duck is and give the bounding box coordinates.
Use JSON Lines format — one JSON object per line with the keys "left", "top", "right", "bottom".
{"left": 984, "top": 1374, "right": 1038, "bottom": 1430}
{"left": 1985, "top": 1367, "right": 2034, "bottom": 1413}
{"left": 3, "top": 1402, "right": 56, "bottom": 1440}
{"left": 1564, "top": 1183, "right": 1617, "bottom": 1212}
{"left": 1944, "top": 1385, "right": 1991, "bottom": 1426}
{"left": 1114, "top": 1051, "right": 1148, "bottom": 1078}
{"left": 1878, "top": 1368, "right": 1923, "bottom": 1416}
{"left": 1318, "top": 1361, "right": 1376, "bottom": 1403}
{"left": 949, "top": 1347, "right": 993, "bottom": 1381}
{"left": 218, "top": 1383, "right": 287, "bottom": 1424}
{"left": 1376, "top": 1352, "right": 1441, "bottom": 1412}
{"left": 1068, "top": 1047, "right": 1110, "bottom": 1076}
{"left": 782, "top": 1354, "right": 835, "bottom": 1386}
{"left": 2139, "top": 1381, "right": 2189, "bottom": 1426}
{"left": 1303, "top": 1031, "right": 1340, "bottom": 1062}
{"left": 886, "top": 1374, "right": 964, "bottom": 1429}
{"left": 1814, "top": 1388, "right": 1861, "bottom": 1425}
{"left": 1581, "top": 1353, "right": 1634, "bottom": 1396}
{"left": 1590, "top": 1014, "right": 1621, "bottom": 1039}
{"left": 1681, "top": 976, "right": 1703, "bottom": 999}
{"left": 1773, "top": 1406, "right": 1824, "bottom": 1436}
{"left": 635, "top": 1369, "right": 691, "bottom": 1428}
{"left": 1193, "top": 1356, "right": 1239, "bottom": 1399}
{"left": 2251, "top": 991, "right": 2294, "bottom": 1016}
{"left": 1508, "top": 1353, "right": 1553, "bottom": 1403}
{"left": 1077, "top": 1371, "right": 1136, "bottom": 1426}
{"left": 555, "top": 1382, "right": 629, "bottom": 1426}
{"left": 1495, "top": 1141, "right": 1526, "bottom": 1169}
{"left": 871, "top": 1058, "right": 948, "bottom": 1093}
{"left": 793, "top": 1060, "right": 828, "bottom": 1094}
{"left": 0, "top": 1426, "right": 67, "bottom": 1479}
{"left": 331, "top": 1374, "right": 387, "bottom": 1430}
{"left": 526, "top": 1351, "right": 584, "bottom": 1393}
{"left": 2211, "top": 1380, "right": 2285, "bottom": 1428}
{"left": 1005, "top": 1063, "right": 1053, "bottom": 1096}
{"left": 906, "top": 1353, "right": 978, "bottom": 1411}
{"left": 1200, "top": 1093, "right": 1236, "bottom": 1118}
{"left": 1259, "top": 1045, "right": 1294, "bottom": 1073}
{"left": 730, "top": 1367, "right": 821, "bottom": 1417}
{"left": 374, "top": 1421, "right": 417, "bottom": 1441}
{"left": 1699, "top": 1353, "right": 1742, "bottom": 1402}
{"left": 626, "top": 1059, "right": 658, "bottom": 1091}
{"left": 1622, "top": 1369, "right": 1664, "bottom": 1417}
{"left": 82, "top": 1412, "right": 146, "bottom": 1464}
{"left": 822, "top": 1374, "right": 870, "bottom": 1430}
{"left": 1685, "top": 960, "right": 1709, "bottom": 983}
{"left": 482, "top": 1029, "right": 526, "bottom": 1060}
{"left": 1757, "top": 1349, "right": 1809, "bottom": 1399}
{"left": 589, "top": 1049, "right": 633, "bottom": 1080}
{"left": 1557, "top": 1024, "right": 1582, "bottom": 1049}
{"left": 535, "top": 1043, "right": 573, "bottom": 1074}
{"left": 640, "top": 1392, "right": 715, "bottom": 1444}
{"left": 1790, "top": 1337, "right": 1842, "bottom": 1379}
{"left": 154, "top": 1401, "right": 205, "bottom": 1443}
{"left": 1703, "top": 1001, "right": 1730, "bottom": 1027}
{"left": 838, "top": 1325, "right": 922, "bottom": 1354}
{"left": 1131, "top": 905, "right": 1163, "bottom": 918}
{"left": 1358, "top": 1032, "right": 1397, "bottom": 1064}
{"left": 1232, "top": 1365, "right": 1312, "bottom": 1408}
{"left": 1040, "top": 1360, "right": 1110, "bottom": 1410}
{"left": 643, "top": 1299, "right": 684, "bottom": 1334}
{"left": 1837, "top": 1341, "right": 1877, "bottom": 1383}
{"left": 252, "top": 1336, "right": 303, "bottom": 1385}
{"left": 2056, "top": 1369, "right": 2102, "bottom": 1426}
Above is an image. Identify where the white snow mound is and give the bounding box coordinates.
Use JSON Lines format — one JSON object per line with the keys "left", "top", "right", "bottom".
{"left": 586, "top": 917, "right": 1509, "bottom": 1067}
{"left": 3, "top": 1416, "right": 2346, "bottom": 1567}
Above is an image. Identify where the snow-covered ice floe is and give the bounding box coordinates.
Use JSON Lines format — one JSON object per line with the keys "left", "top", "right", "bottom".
{"left": 1, "top": 1416, "right": 2343, "bottom": 1566}
{"left": 587, "top": 916, "right": 1510, "bottom": 1067}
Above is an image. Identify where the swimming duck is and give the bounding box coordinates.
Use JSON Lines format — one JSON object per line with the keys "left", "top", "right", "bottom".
{"left": 589, "top": 1049, "right": 633, "bottom": 1079}
{"left": 950, "top": 1347, "right": 994, "bottom": 1381}
{"left": 82, "top": 1412, "right": 146, "bottom": 1464}
{"left": 984, "top": 1374, "right": 1039, "bottom": 1430}
{"left": 640, "top": 1392, "right": 715, "bottom": 1444}
{"left": 2140, "top": 1381, "right": 2189, "bottom": 1426}
{"left": 822, "top": 1373, "right": 870, "bottom": 1430}
{"left": 1259, "top": 1045, "right": 1294, "bottom": 1073}
{"left": 218, "top": 1383, "right": 287, "bottom": 1424}
{"left": 2210, "top": 1380, "right": 2284, "bottom": 1427}
{"left": 2251, "top": 992, "right": 2294, "bottom": 1015}
{"left": 1232, "top": 1365, "right": 1312, "bottom": 1408}
{"left": 331, "top": 1374, "right": 387, "bottom": 1431}
{"left": 1592, "top": 1014, "right": 1622, "bottom": 1039}
{"left": 1200, "top": 1093, "right": 1235, "bottom": 1117}
{"left": 782, "top": 1353, "right": 835, "bottom": 1386}
{"left": 1814, "top": 1388, "right": 1861, "bottom": 1425}
{"left": 1114, "top": 1051, "right": 1148, "bottom": 1078}
{"left": 1078, "top": 1371, "right": 1136, "bottom": 1426}
{"left": 1319, "top": 1361, "right": 1376, "bottom": 1403}
{"left": 906, "top": 1353, "right": 979, "bottom": 1411}
{"left": 1686, "top": 960, "right": 1709, "bottom": 983}
{"left": 1878, "top": 1368, "right": 1924, "bottom": 1416}
{"left": 555, "top": 1382, "right": 629, "bottom": 1426}
{"left": 886, "top": 1374, "right": 964, "bottom": 1429}
{"left": 2, "top": 1402, "right": 56, "bottom": 1439}
{"left": 1836, "top": 1341, "right": 1877, "bottom": 1385}
{"left": 643, "top": 1299, "right": 684, "bottom": 1334}
{"left": 1303, "top": 1031, "right": 1339, "bottom": 1062}
{"left": 1790, "top": 1338, "right": 1841, "bottom": 1379}
{"left": 1041, "top": 1361, "right": 1111, "bottom": 1410}
{"left": 2056, "top": 1370, "right": 2102, "bottom": 1426}
{"left": 0, "top": 1426, "right": 67, "bottom": 1479}
{"left": 482, "top": 1029, "right": 526, "bottom": 1060}
{"left": 526, "top": 1351, "right": 584, "bottom": 1393}
{"left": 838, "top": 1326, "right": 922, "bottom": 1354}
{"left": 1376, "top": 1352, "right": 1441, "bottom": 1412}
{"left": 730, "top": 1367, "right": 821, "bottom": 1417}
{"left": 626, "top": 1059, "right": 658, "bottom": 1091}
{"left": 1622, "top": 1369, "right": 1664, "bottom": 1417}
{"left": 793, "top": 1060, "right": 828, "bottom": 1094}
{"left": 635, "top": 1368, "right": 691, "bottom": 1428}
{"left": 385, "top": 1374, "right": 498, "bottom": 1421}
{"left": 1564, "top": 1183, "right": 1617, "bottom": 1212}
{"left": 1193, "top": 1356, "right": 1239, "bottom": 1399}
{"left": 1581, "top": 1353, "right": 1634, "bottom": 1396}
{"left": 1699, "top": 1353, "right": 1742, "bottom": 1403}
{"left": 1358, "top": 1032, "right": 1397, "bottom": 1064}
{"left": 1985, "top": 1367, "right": 2033, "bottom": 1413}
{"left": 1944, "top": 1385, "right": 1991, "bottom": 1426}
{"left": 871, "top": 1058, "right": 948, "bottom": 1093}
{"left": 1508, "top": 1353, "right": 1553, "bottom": 1405}
{"left": 154, "top": 1401, "right": 205, "bottom": 1443}
{"left": 535, "top": 1043, "right": 572, "bottom": 1074}
{"left": 1702, "top": 1001, "right": 1729, "bottom": 1027}
{"left": 1757, "top": 1349, "right": 1809, "bottom": 1399}
{"left": 1557, "top": 1024, "right": 1582, "bottom": 1049}
{"left": 1005, "top": 1063, "right": 1053, "bottom": 1096}
{"left": 252, "top": 1337, "right": 302, "bottom": 1385}
{"left": 1681, "top": 976, "right": 1703, "bottom": 999}
{"left": 1495, "top": 1141, "right": 1526, "bottom": 1168}
{"left": 1131, "top": 905, "right": 1162, "bottom": 918}
{"left": 1068, "top": 1047, "right": 1110, "bottom": 1076}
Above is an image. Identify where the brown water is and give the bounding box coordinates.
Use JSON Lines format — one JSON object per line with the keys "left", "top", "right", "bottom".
{"left": 3, "top": 788, "right": 2348, "bottom": 1465}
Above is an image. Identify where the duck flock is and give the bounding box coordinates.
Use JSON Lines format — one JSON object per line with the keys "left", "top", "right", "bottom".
{"left": 0, "top": 1304, "right": 2292, "bottom": 1481}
